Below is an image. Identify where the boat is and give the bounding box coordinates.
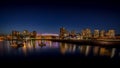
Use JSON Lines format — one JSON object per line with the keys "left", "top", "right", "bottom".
{"left": 10, "top": 41, "right": 24, "bottom": 48}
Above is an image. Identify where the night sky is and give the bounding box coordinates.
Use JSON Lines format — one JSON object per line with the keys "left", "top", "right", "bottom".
{"left": 0, "top": 0, "right": 120, "bottom": 34}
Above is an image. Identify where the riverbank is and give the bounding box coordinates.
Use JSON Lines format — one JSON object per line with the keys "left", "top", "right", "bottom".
{"left": 5, "top": 38, "right": 120, "bottom": 48}
{"left": 49, "top": 39, "right": 120, "bottom": 48}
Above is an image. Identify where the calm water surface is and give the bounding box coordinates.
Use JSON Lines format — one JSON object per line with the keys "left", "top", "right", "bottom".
{"left": 0, "top": 40, "right": 120, "bottom": 64}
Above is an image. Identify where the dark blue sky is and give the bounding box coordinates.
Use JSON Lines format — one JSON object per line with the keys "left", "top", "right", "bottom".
{"left": 0, "top": 0, "right": 120, "bottom": 34}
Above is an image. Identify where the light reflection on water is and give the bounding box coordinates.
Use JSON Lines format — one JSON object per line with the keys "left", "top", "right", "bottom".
{"left": 59, "top": 43, "right": 120, "bottom": 58}
{"left": 0, "top": 40, "right": 120, "bottom": 59}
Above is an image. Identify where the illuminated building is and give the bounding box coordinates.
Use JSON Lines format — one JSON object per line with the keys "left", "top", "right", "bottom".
{"left": 94, "top": 29, "right": 99, "bottom": 38}
{"left": 108, "top": 30, "right": 115, "bottom": 38}
{"left": 81, "top": 29, "right": 86, "bottom": 39}
{"left": 59, "top": 27, "right": 65, "bottom": 39}
{"left": 32, "top": 31, "right": 37, "bottom": 37}
{"left": 22, "top": 30, "right": 30, "bottom": 36}
{"left": 59, "top": 27, "right": 68, "bottom": 39}
{"left": 100, "top": 30, "right": 105, "bottom": 38}
{"left": 30, "top": 31, "right": 37, "bottom": 38}
{"left": 85, "top": 28, "right": 92, "bottom": 39}
{"left": 70, "top": 30, "right": 76, "bottom": 38}
{"left": 81, "top": 28, "right": 92, "bottom": 39}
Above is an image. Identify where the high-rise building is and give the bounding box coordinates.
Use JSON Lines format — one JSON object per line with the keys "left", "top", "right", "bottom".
{"left": 100, "top": 30, "right": 105, "bottom": 38}
{"left": 85, "top": 28, "right": 92, "bottom": 38}
{"left": 59, "top": 27, "right": 66, "bottom": 39}
{"left": 108, "top": 30, "right": 115, "bottom": 38}
{"left": 94, "top": 29, "right": 99, "bottom": 38}
{"left": 32, "top": 31, "right": 37, "bottom": 38}
{"left": 70, "top": 30, "right": 76, "bottom": 38}
{"left": 81, "top": 29, "right": 86, "bottom": 37}
{"left": 81, "top": 28, "right": 92, "bottom": 39}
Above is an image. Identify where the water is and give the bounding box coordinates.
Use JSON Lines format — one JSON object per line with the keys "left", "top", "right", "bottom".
{"left": 0, "top": 40, "right": 120, "bottom": 65}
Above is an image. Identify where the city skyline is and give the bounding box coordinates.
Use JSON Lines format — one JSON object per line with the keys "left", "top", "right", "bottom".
{"left": 0, "top": 1, "right": 120, "bottom": 34}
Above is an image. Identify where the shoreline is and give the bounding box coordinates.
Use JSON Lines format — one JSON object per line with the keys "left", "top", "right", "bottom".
{"left": 3, "top": 38, "right": 120, "bottom": 48}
